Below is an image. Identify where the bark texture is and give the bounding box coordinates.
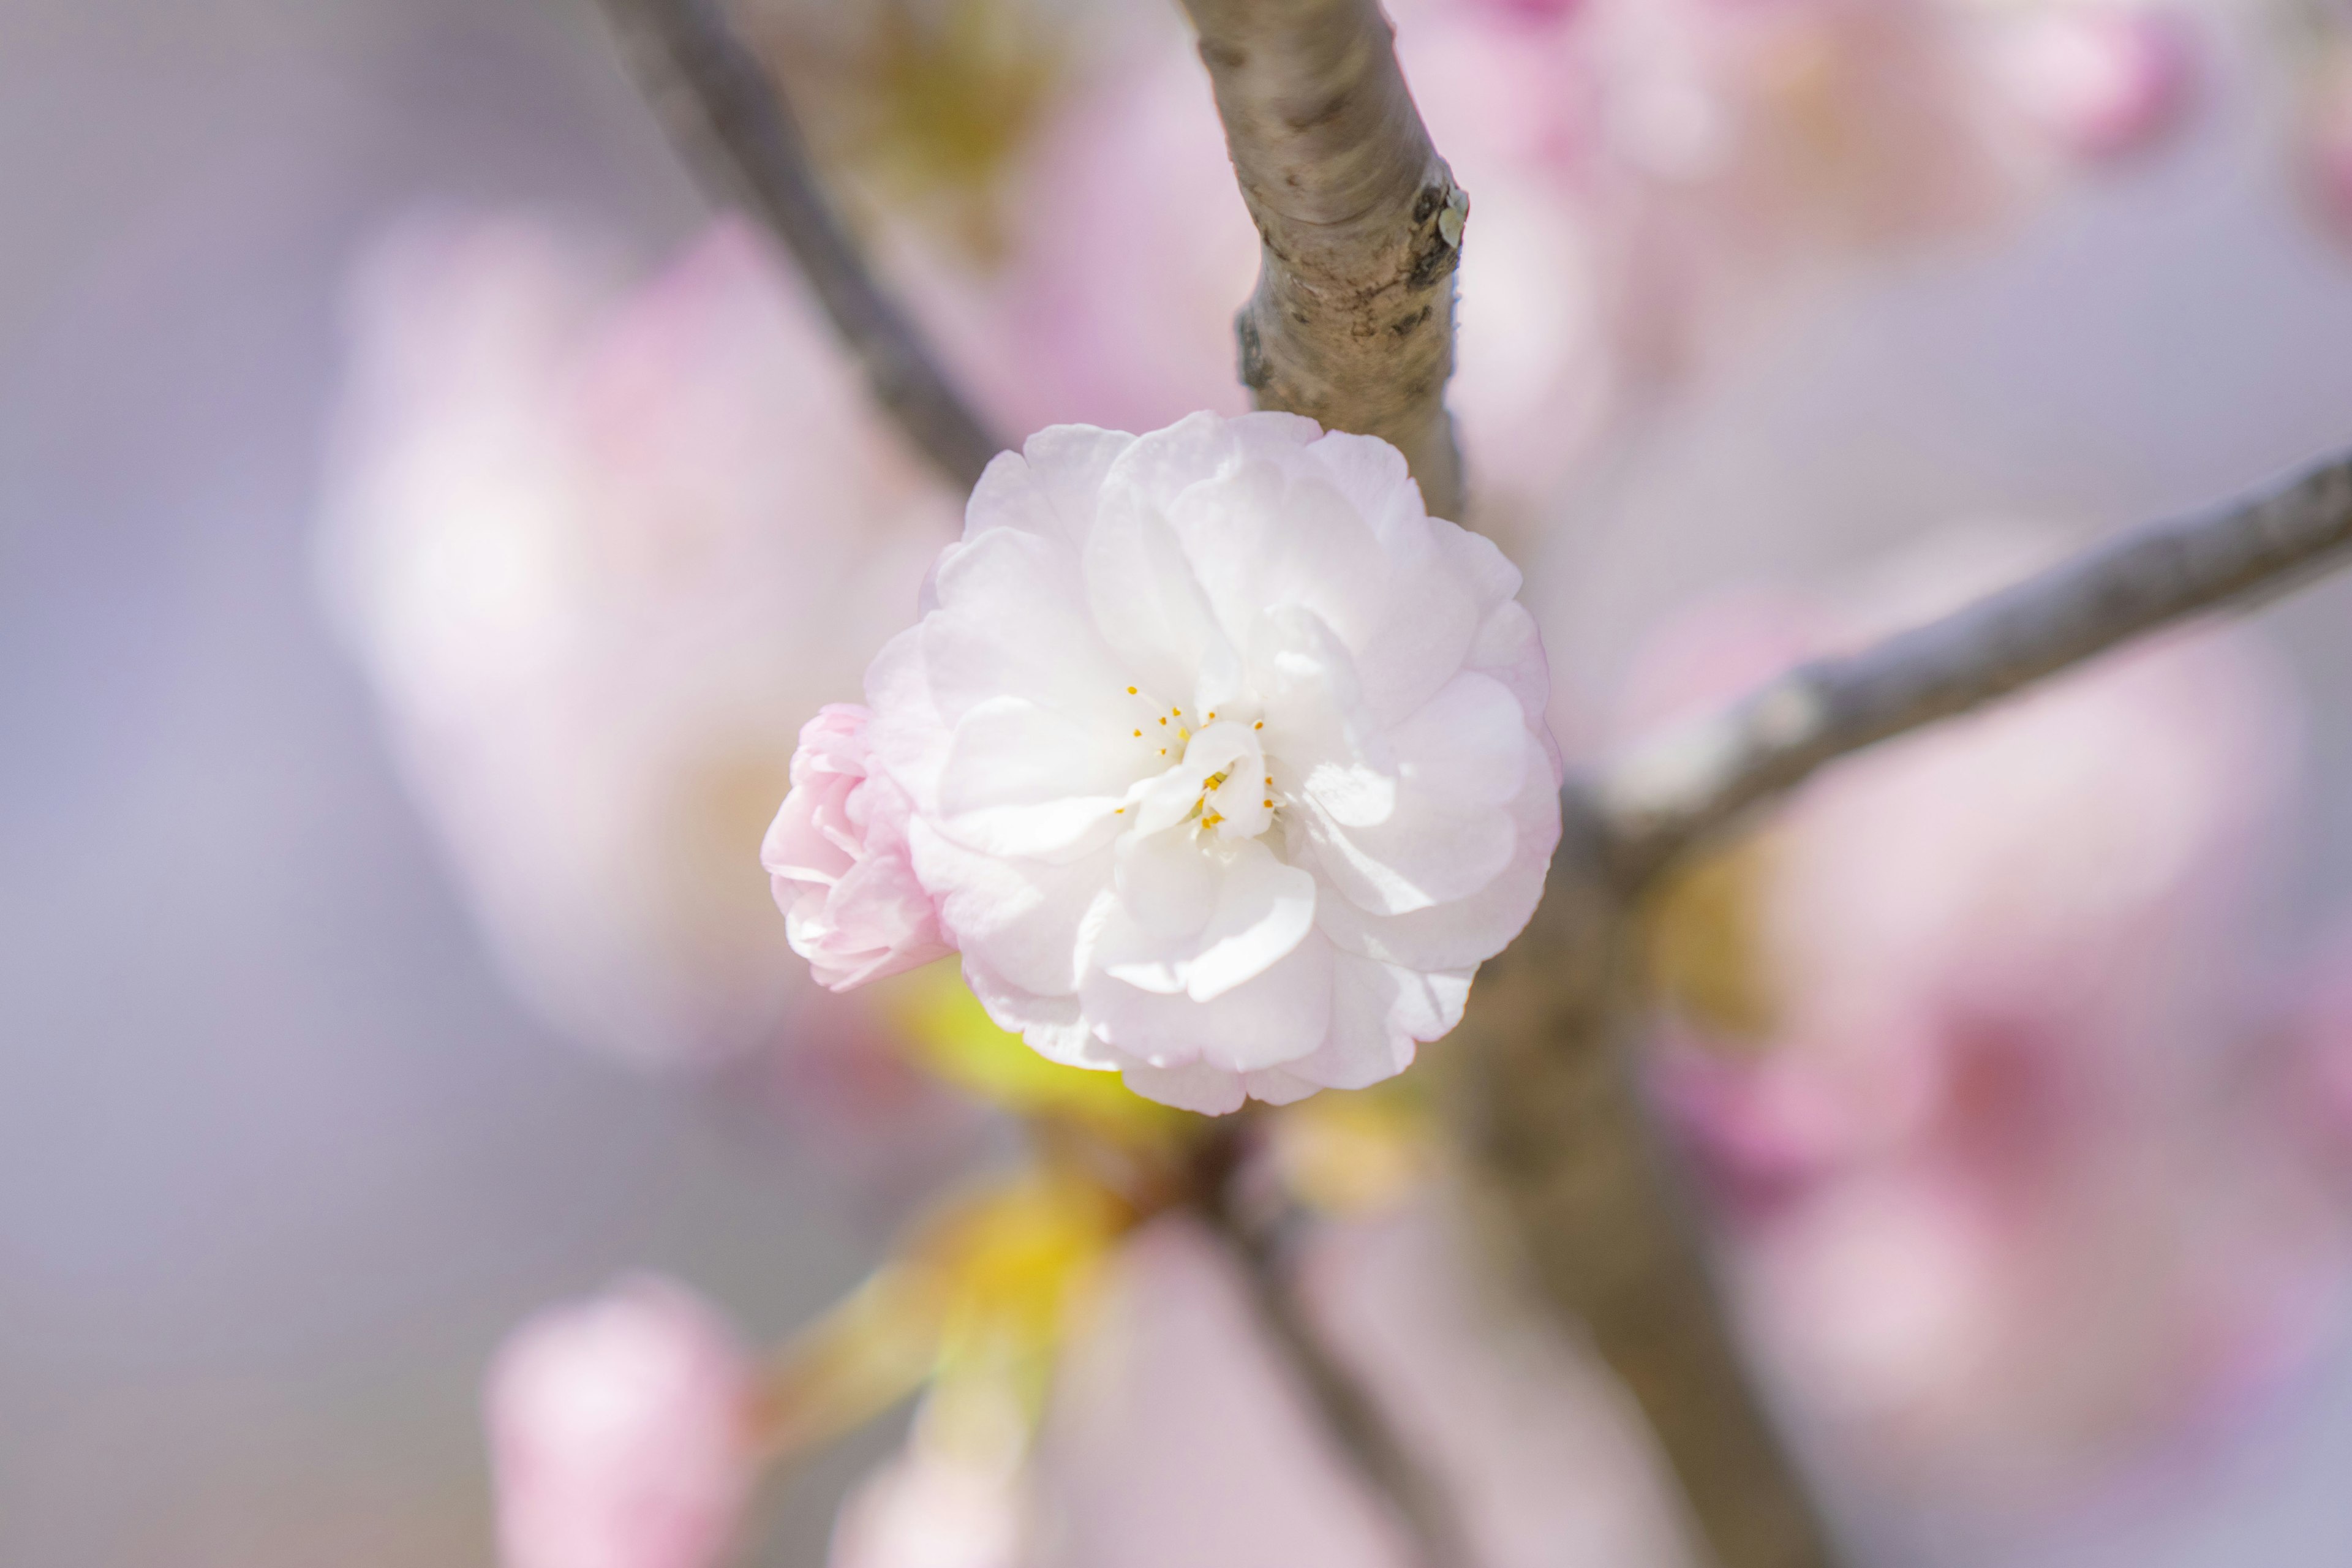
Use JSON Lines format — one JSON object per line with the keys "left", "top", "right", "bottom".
{"left": 1180, "top": 0, "right": 1469, "bottom": 519}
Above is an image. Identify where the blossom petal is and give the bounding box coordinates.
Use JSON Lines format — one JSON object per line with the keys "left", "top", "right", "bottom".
{"left": 926, "top": 526, "right": 1126, "bottom": 723}
{"left": 962, "top": 962, "right": 1125, "bottom": 1071}
{"left": 915, "top": 821, "right": 1113, "bottom": 997}
{"left": 964, "top": 425, "right": 1136, "bottom": 552}
{"left": 1119, "top": 1057, "right": 1248, "bottom": 1114}
{"left": 1185, "top": 845, "right": 1318, "bottom": 1003}
{"left": 1096, "top": 836, "right": 1316, "bottom": 1002}
{"left": 1164, "top": 459, "right": 1386, "bottom": 657}
{"left": 937, "top": 698, "right": 1134, "bottom": 859}
{"left": 1281, "top": 956, "right": 1473, "bottom": 1091}
{"left": 1239, "top": 1065, "right": 1324, "bottom": 1106}
{"left": 1087, "top": 437, "right": 1239, "bottom": 703}
{"left": 1389, "top": 671, "right": 1532, "bottom": 813}
{"left": 1314, "top": 742, "right": 1561, "bottom": 967}
{"left": 1081, "top": 930, "right": 1335, "bottom": 1073}
{"left": 1251, "top": 606, "right": 1398, "bottom": 829}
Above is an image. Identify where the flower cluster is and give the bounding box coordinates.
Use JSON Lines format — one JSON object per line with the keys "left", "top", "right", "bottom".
{"left": 764, "top": 412, "right": 1561, "bottom": 1113}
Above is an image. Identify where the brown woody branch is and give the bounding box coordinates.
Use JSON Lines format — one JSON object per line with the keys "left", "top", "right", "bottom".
{"left": 1178, "top": 0, "right": 1470, "bottom": 519}
{"left": 1198, "top": 1152, "right": 1477, "bottom": 1568}
{"left": 1448, "top": 814, "right": 1839, "bottom": 1568}
{"left": 602, "top": 0, "right": 1005, "bottom": 489}
{"left": 1176, "top": 2, "right": 1836, "bottom": 1562}
{"left": 1593, "top": 449, "right": 2352, "bottom": 891}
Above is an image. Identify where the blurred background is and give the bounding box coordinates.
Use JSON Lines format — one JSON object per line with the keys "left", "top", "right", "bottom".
{"left": 7, "top": 0, "right": 2352, "bottom": 1564}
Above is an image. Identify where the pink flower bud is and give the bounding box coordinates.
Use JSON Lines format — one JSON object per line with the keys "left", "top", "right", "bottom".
{"left": 488, "top": 1278, "right": 756, "bottom": 1568}
{"left": 764, "top": 704, "right": 953, "bottom": 992}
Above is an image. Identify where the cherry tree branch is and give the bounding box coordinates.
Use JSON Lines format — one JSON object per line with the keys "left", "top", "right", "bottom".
{"left": 601, "top": 0, "right": 1005, "bottom": 489}
{"left": 1593, "top": 449, "right": 2352, "bottom": 890}
{"left": 1201, "top": 1178, "right": 1477, "bottom": 1568}
{"left": 1449, "top": 810, "right": 1841, "bottom": 1568}
{"left": 1177, "top": 0, "right": 1469, "bottom": 519}
{"left": 1180, "top": 4, "right": 1831, "bottom": 1563}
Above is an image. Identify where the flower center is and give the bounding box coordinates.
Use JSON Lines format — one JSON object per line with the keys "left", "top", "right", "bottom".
{"left": 1118, "top": 688, "right": 1280, "bottom": 842}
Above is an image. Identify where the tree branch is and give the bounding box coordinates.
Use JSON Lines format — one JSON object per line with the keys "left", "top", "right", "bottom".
{"left": 1202, "top": 1184, "right": 1478, "bottom": 1568}
{"left": 1448, "top": 815, "right": 1843, "bottom": 1568}
{"left": 1178, "top": 0, "right": 1469, "bottom": 519}
{"left": 1179, "top": 5, "right": 1833, "bottom": 1561}
{"left": 602, "top": 0, "right": 1006, "bottom": 489}
{"left": 1594, "top": 449, "right": 2352, "bottom": 891}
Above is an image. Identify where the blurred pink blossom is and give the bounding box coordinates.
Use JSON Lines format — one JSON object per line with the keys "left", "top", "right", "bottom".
{"left": 829, "top": 1382, "right": 1034, "bottom": 1568}
{"left": 902, "top": 20, "right": 1259, "bottom": 442}
{"left": 488, "top": 1278, "right": 756, "bottom": 1568}
{"left": 766, "top": 704, "right": 953, "bottom": 990}
{"left": 318, "top": 213, "right": 956, "bottom": 1069}
{"left": 1401, "top": 0, "right": 2044, "bottom": 513}
{"left": 1626, "top": 530, "right": 2337, "bottom": 1496}
{"left": 1993, "top": 5, "right": 2195, "bottom": 163}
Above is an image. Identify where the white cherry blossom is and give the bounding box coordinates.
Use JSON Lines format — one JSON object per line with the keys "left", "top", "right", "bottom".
{"left": 827, "top": 411, "right": 1561, "bottom": 1113}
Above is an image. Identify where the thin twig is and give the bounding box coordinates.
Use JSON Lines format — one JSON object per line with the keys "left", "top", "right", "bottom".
{"left": 1199, "top": 1166, "right": 1477, "bottom": 1568}
{"left": 602, "top": 0, "right": 1005, "bottom": 489}
{"left": 1178, "top": 0, "right": 1469, "bottom": 519}
{"left": 1593, "top": 449, "right": 2352, "bottom": 890}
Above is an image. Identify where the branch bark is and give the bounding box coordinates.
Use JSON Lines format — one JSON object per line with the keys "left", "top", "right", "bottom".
{"left": 1178, "top": 0, "right": 1469, "bottom": 519}
{"left": 1170, "top": 7, "right": 1838, "bottom": 1562}
{"left": 1447, "top": 810, "right": 1841, "bottom": 1568}
{"left": 603, "top": 0, "right": 1006, "bottom": 489}
{"left": 1203, "top": 1180, "right": 1478, "bottom": 1568}
{"left": 1594, "top": 450, "right": 2352, "bottom": 890}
